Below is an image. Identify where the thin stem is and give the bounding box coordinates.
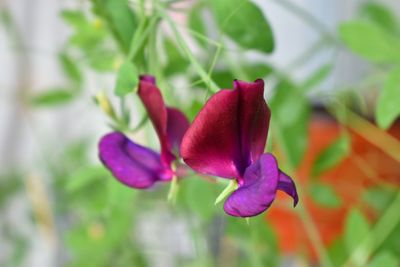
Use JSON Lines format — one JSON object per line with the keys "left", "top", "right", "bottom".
{"left": 296, "top": 185, "right": 334, "bottom": 267}
{"left": 128, "top": 16, "right": 160, "bottom": 61}
{"left": 351, "top": 156, "right": 398, "bottom": 191}
{"left": 160, "top": 10, "right": 220, "bottom": 92}
{"left": 202, "top": 44, "right": 222, "bottom": 100}
{"left": 184, "top": 26, "right": 223, "bottom": 48}
{"left": 331, "top": 106, "right": 400, "bottom": 163}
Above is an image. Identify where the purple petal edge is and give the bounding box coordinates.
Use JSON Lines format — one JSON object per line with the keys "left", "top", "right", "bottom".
{"left": 278, "top": 171, "right": 299, "bottom": 207}
{"left": 98, "top": 132, "right": 171, "bottom": 189}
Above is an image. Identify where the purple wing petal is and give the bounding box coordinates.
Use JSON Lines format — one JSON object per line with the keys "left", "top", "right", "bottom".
{"left": 223, "top": 153, "right": 279, "bottom": 217}
{"left": 99, "top": 132, "right": 172, "bottom": 189}
{"left": 278, "top": 171, "right": 299, "bottom": 207}
{"left": 138, "top": 76, "right": 175, "bottom": 165}
{"left": 166, "top": 107, "right": 190, "bottom": 155}
{"left": 234, "top": 79, "right": 270, "bottom": 164}
{"left": 181, "top": 79, "right": 270, "bottom": 178}
{"left": 181, "top": 89, "right": 242, "bottom": 179}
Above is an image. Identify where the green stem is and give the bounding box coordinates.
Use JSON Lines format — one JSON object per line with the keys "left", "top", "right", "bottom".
{"left": 331, "top": 106, "right": 400, "bottom": 163}
{"left": 343, "top": 191, "right": 400, "bottom": 267}
{"left": 167, "top": 174, "right": 179, "bottom": 204}
{"left": 296, "top": 185, "right": 334, "bottom": 267}
{"left": 160, "top": 10, "right": 220, "bottom": 92}
{"left": 127, "top": 16, "right": 159, "bottom": 62}
{"left": 185, "top": 26, "right": 223, "bottom": 48}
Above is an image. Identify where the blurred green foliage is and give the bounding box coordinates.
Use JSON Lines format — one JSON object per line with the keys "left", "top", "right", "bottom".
{"left": 1, "top": 0, "right": 400, "bottom": 266}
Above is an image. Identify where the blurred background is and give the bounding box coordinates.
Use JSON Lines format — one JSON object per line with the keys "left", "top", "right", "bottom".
{"left": 1, "top": 0, "right": 400, "bottom": 266}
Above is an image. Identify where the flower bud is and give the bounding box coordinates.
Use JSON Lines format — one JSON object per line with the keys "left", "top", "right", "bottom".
{"left": 95, "top": 90, "right": 116, "bottom": 119}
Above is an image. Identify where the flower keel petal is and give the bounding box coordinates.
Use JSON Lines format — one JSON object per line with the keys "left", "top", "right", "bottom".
{"left": 223, "top": 153, "right": 279, "bottom": 217}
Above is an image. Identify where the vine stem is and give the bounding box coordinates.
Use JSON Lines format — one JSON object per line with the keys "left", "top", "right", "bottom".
{"left": 295, "top": 184, "right": 334, "bottom": 267}
{"left": 159, "top": 9, "right": 220, "bottom": 92}
{"left": 127, "top": 16, "right": 159, "bottom": 61}
{"left": 331, "top": 106, "right": 400, "bottom": 163}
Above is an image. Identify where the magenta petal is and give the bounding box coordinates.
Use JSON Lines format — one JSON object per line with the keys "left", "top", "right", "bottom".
{"left": 278, "top": 171, "right": 299, "bottom": 207}
{"left": 181, "top": 79, "right": 270, "bottom": 178}
{"left": 138, "top": 77, "right": 175, "bottom": 165}
{"left": 166, "top": 107, "right": 190, "bottom": 155}
{"left": 223, "top": 154, "right": 279, "bottom": 217}
{"left": 99, "top": 132, "right": 171, "bottom": 189}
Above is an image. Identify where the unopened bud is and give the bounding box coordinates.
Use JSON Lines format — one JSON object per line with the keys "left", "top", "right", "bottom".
{"left": 95, "top": 90, "right": 116, "bottom": 119}
{"left": 93, "top": 18, "right": 103, "bottom": 29}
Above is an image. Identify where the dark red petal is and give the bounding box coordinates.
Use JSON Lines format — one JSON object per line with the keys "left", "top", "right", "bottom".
{"left": 181, "top": 79, "right": 270, "bottom": 178}
{"left": 278, "top": 171, "right": 299, "bottom": 207}
{"left": 99, "top": 132, "right": 172, "bottom": 189}
{"left": 181, "top": 89, "right": 242, "bottom": 179}
{"left": 167, "top": 107, "right": 190, "bottom": 155}
{"left": 223, "top": 153, "right": 279, "bottom": 217}
{"left": 138, "top": 76, "right": 175, "bottom": 165}
{"left": 234, "top": 79, "right": 270, "bottom": 164}
{"left": 139, "top": 75, "right": 156, "bottom": 84}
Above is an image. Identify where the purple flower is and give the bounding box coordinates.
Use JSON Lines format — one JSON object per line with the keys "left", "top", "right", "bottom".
{"left": 181, "top": 79, "right": 298, "bottom": 217}
{"left": 99, "top": 75, "right": 189, "bottom": 189}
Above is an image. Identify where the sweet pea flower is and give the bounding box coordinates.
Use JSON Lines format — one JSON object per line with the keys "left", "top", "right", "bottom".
{"left": 181, "top": 79, "right": 298, "bottom": 217}
{"left": 99, "top": 75, "right": 189, "bottom": 189}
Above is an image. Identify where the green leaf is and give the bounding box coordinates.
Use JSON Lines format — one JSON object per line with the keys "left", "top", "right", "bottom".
{"left": 114, "top": 61, "right": 138, "bottom": 97}
{"left": 164, "top": 38, "right": 189, "bottom": 76}
{"left": 339, "top": 20, "right": 400, "bottom": 63}
{"left": 102, "top": 0, "right": 137, "bottom": 52}
{"left": 181, "top": 177, "right": 219, "bottom": 221}
{"left": 344, "top": 209, "right": 370, "bottom": 253}
{"left": 376, "top": 67, "right": 400, "bottom": 129}
{"left": 62, "top": 10, "right": 107, "bottom": 51}
{"left": 363, "top": 187, "right": 397, "bottom": 212}
{"left": 312, "top": 134, "right": 350, "bottom": 176}
{"left": 66, "top": 165, "right": 108, "bottom": 193}
{"left": 210, "top": 0, "right": 274, "bottom": 53}
{"left": 0, "top": 8, "right": 13, "bottom": 29}
{"left": 61, "top": 10, "right": 86, "bottom": 27}
{"left": 270, "top": 80, "right": 311, "bottom": 168}
{"left": 301, "top": 64, "right": 332, "bottom": 92}
{"left": 368, "top": 251, "right": 398, "bottom": 267}
{"left": 30, "top": 89, "right": 75, "bottom": 106}
{"left": 310, "top": 183, "right": 342, "bottom": 208}
{"left": 328, "top": 238, "right": 348, "bottom": 267}
{"left": 361, "top": 2, "right": 399, "bottom": 34}
{"left": 59, "top": 53, "right": 82, "bottom": 85}
{"left": 87, "top": 48, "right": 116, "bottom": 72}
